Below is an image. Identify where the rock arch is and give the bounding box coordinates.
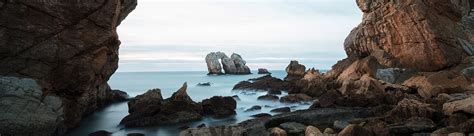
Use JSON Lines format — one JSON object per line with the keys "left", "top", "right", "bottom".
{"left": 205, "top": 52, "right": 251, "bottom": 75}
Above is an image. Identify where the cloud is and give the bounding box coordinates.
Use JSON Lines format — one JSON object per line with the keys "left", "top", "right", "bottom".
{"left": 116, "top": 0, "right": 361, "bottom": 72}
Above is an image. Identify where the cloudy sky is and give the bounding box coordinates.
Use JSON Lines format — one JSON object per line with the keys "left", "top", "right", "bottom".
{"left": 117, "top": 0, "right": 362, "bottom": 72}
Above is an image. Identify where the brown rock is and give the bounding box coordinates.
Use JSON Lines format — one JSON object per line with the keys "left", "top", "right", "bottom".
{"left": 403, "top": 71, "right": 470, "bottom": 98}
{"left": 280, "top": 94, "right": 313, "bottom": 103}
{"left": 443, "top": 96, "right": 474, "bottom": 115}
{"left": 284, "top": 60, "right": 306, "bottom": 81}
{"left": 386, "top": 99, "right": 436, "bottom": 123}
{"left": 233, "top": 75, "right": 292, "bottom": 91}
{"left": 346, "top": 0, "right": 470, "bottom": 71}
{"left": 127, "top": 88, "right": 163, "bottom": 113}
{"left": 270, "top": 107, "right": 291, "bottom": 113}
{"left": 201, "top": 96, "right": 237, "bottom": 118}
{"left": 270, "top": 127, "right": 288, "bottom": 136}
{"left": 305, "top": 126, "right": 322, "bottom": 136}
{"left": 338, "top": 124, "right": 373, "bottom": 136}
{"left": 0, "top": 0, "right": 137, "bottom": 131}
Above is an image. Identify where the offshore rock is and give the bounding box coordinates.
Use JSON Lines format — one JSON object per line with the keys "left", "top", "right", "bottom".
{"left": 284, "top": 61, "right": 307, "bottom": 81}
{"left": 205, "top": 52, "right": 251, "bottom": 75}
{"left": 202, "top": 96, "right": 237, "bottom": 118}
{"left": 0, "top": 0, "right": 137, "bottom": 133}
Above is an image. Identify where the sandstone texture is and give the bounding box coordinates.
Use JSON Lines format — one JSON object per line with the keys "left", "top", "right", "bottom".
{"left": 284, "top": 60, "right": 306, "bottom": 81}
{"left": 0, "top": 0, "right": 137, "bottom": 135}
{"left": 205, "top": 52, "right": 251, "bottom": 75}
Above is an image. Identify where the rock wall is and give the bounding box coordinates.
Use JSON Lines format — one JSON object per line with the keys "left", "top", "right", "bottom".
{"left": 0, "top": 0, "right": 137, "bottom": 135}
{"left": 346, "top": 0, "right": 472, "bottom": 71}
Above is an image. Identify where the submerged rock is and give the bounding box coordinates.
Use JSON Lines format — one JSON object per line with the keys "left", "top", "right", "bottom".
{"left": 251, "top": 113, "right": 272, "bottom": 118}
{"left": 197, "top": 82, "right": 211, "bottom": 86}
{"left": 258, "top": 94, "right": 279, "bottom": 101}
{"left": 202, "top": 96, "right": 237, "bottom": 118}
{"left": 284, "top": 61, "right": 307, "bottom": 81}
{"left": 270, "top": 107, "right": 291, "bottom": 113}
{"left": 245, "top": 105, "right": 262, "bottom": 112}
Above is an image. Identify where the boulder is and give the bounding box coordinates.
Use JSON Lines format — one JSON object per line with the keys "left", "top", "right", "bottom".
{"left": 269, "top": 89, "right": 283, "bottom": 95}
{"left": 251, "top": 113, "right": 272, "bottom": 118}
{"left": 233, "top": 75, "right": 292, "bottom": 91}
{"left": 181, "top": 119, "right": 268, "bottom": 136}
{"left": 279, "top": 122, "right": 306, "bottom": 135}
{"left": 385, "top": 99, "right": 436, "bottom": 123}
{"left": 245, "top": 105, "right": 262, "bottom": 112}
{"left": 202, "top": 96, "right": 237, "bottom": 118}
{"left": 280, "top": 94, "right": 313, "bottom": 103}
{"left": 284, "top": 61, "right": 307, "bottom": 81}
{"left": 258, "top": 68, "right": 271, "bottom": 74}
{"left": 258, "top": 94, "right": 279, "bottom": 101}
{"left": 338, "top": 124, "right": 373, "bottom": 136}
{"left": 108, "top": 90, "right": 129, "bottom": 102}
{"left": 120, "top": 83, "right": 204, "bottom": 127}
{"left": 375, "top": 68, "right": 414, "bottom": 84}
{"left": 0, "top": 0, "right": 137, "bottom": 132}
{"left": 271, "top": 107, "right": 291, "bottom": 113}
{"left": 270, "top": 127, "right": 288, "bottom": 136}
{"left": 305, "top": 126, "right": 322, "bottom": 136}
{"left": 443, "top": 96, "right": 474, "bottom": 115}
{"left": 403, "top": 71, "right": 470, "bottom": 98}
{"left": 127, "top": 88, "right": 163, "bottom": 113}
{"left": 323, "top": 128, "right": 334, "bottom": 134}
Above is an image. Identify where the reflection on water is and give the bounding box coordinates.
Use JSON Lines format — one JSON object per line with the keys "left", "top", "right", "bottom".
{"left": 68, "top": 70, "right": 313, "bottom": 136}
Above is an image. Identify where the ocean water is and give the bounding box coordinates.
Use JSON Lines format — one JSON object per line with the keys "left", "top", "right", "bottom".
{"left": 68, "top": 70, "right": 312, "bottom": 136}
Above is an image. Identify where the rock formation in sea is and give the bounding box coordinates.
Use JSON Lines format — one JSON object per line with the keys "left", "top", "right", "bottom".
{"left": 0, "top": 1, "right": 137, "bottom": 135}
{"left": 205, "top": 52, "right": 251, "bottom": 75}
{"left": 120, "top": 83, "right": 237, "bottom": 127}
{"left": 258, "top": 68, "right": 271, "bottom": 74}
{"left": 183, "top": 0, "right": 474, "bottom": 135}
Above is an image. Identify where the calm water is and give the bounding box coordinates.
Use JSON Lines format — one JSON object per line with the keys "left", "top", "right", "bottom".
{"left": 68, "top": 70, "right": 312, "bottom": 136}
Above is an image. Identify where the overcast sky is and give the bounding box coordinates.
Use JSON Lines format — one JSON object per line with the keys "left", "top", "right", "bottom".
{"left": 116, "top": 0, "right": 362, "bottom": 72}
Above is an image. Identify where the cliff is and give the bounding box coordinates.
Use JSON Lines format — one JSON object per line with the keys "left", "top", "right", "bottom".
{"left": 0, "top": 0, "right": 137, "bottom": 135}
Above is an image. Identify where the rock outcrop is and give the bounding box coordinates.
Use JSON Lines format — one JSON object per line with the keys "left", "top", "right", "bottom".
{"left": 0, "top": 0, "right": 137, "bottom": 135}
{"left": 284, "top": 60, "right": 306, "bottom": 81}
{"left": 202, "top": 96, "right": 237, "bottom": 118}
{"left": 205, "top": 52, "right": 251, "bottom": 75}
{"left": 258, "top": 68, "right": 271, "bottom": 74}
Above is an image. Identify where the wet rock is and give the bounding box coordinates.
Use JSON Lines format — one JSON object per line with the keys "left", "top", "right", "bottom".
{"left": 385, "top": 99, "right": 436, "bottom": 123}
{"left": 127, "top": 88, "right": 163, "bottom": 113}
{"left": 279, "top": 122, "right": 306, "bottom": 136}
{"left": 323, "top": 128, "right": 334, "bottom": 134}
{"left": 109, "top": 89, "right": 129, "bottom": 102}
{"left": 333, "top": 120, "right": 350, "bottom": 130}
{"left": 280, "top": 94, "right": 313, "bottom": 103}
{"left": 388, "top": 117, "right": 435, "bottom": 134}
{"left": 245, "top": 105, "right": 262, "bottom": 112}
{"left": 271, "top": 107, "right": 291, "bottom": 113}
{"left": 258, "top": 94, "right": 279, "bottom": 101}
{"left": 443, "top": 96, "right": 474, "bottom": 115}
{"left": 197, "top": 82, "right": 211, "bottom": 86}
{"left": 233, "top": 75, "right": 292, "bottom": 91}
{"left": 432, "top": 126, "right": 460, "bottom": 135}
{"left": 202, "top": 96, "right": 237, "bottom": 118}
{"left": 338, "top": 124, "right": 373, "bottom": 136}
{"left": 258, "top": 68, "right": 271, "bottom": 74}
{"left": 270, "top": 127, "right": 288, "bottom": 136}
{"left": 284, "top": 61, "right": 307, "bottom": 81}
{"left": 268, "top": 89, "right": 283, "bottom": 95}
{"left": 127, "top": 133, "right": 145, "bottom": 136}
{"left": 251, "top": 113, "right": 272, "bottom": 118}
{"left": 120, "top": 83, "right": 204, "bottom": 127}
{"left": 305, "top": 126, "right": 322, "bottom": 136}
{"left": 89, "top": 130, "right": 112, "bottom": 136}
{"left": 197, "top": 123, "right": 206, "bottom": 128}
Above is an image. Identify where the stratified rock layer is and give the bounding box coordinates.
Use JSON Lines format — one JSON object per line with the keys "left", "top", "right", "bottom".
{"left": 0, "top": 0, "right": 137, "bottom": 134}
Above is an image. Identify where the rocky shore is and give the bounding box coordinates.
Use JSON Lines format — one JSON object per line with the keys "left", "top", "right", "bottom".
{"left": 180, "top": 0, "right": 474, "bottom": 135}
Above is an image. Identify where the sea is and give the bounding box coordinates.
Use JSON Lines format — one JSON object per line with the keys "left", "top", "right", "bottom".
{"left": 68, "top": 70, "right": 315, "bottom": 136}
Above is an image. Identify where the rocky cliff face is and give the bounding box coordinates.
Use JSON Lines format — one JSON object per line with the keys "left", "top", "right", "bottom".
{"left": 346, "top": 0, "right": 472, "bottom": 71}
{"left": 0, "top": 0, "right": 137, "bottom": 135}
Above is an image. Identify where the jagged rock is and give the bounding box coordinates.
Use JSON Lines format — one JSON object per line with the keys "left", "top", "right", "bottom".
{"left": 346, "top": 0, "right": 470, "bottom": 71}
{"left": 271, "top": 107, "right": 291, "bottom": 113}
{"left": 202, "top": 96, "right": 237, "bottom": 118}
{"left": 0, "top": 76, "right": 64, "bottom": 136}
{"left": 258, "top": 68, "right": 271, "bottom": 74}
{"left": 88, "top": 130, "right": 112, "bottom": 136}
{"left": 385, "top": 99, "right": 436, "bottom": 123}
{"left": 403, "top": 71, "right": 470, "bottom": 98}
{"left": 258, "top": 94, "right": 279, "bottom": 101}
{"left": 338, "top": 124, "right": 373, "bottom": 136}
{"left": 270, "top": 127, "right": 288, "bottom": 136}
{"left": 375, "top": 68, "right": 413, "bottom": 84}
{"left": 233, "top": 75, "right": 292, "bottom": 91}
{"left": 284, "top": 61, "right": 307, "bottom": 81}
{"left": 279, "top": 122, "right": 306, "bottom": 135}
{"left": 120, "top": 83, "right": 203, "bottom": 127}
{"left": 245, "top": 105, "right": 262, "bottom": 112}
{"left": 443, "top": 96, "right": 474, "bottom": 115}
{"left": 303, "top": 68, "right": 323, "bottom": 81}
{"left": 127, "top": 88, "right": 163, "bottom": 113}
{"left": 280, "top": 94, "right": 313, "bottom": 103}
{"left": 0, "top": 0, "right": 137, "bottom": 132}
{"left": 205, "top": 52, "right": 251, "bottom": 75}
{"left": 304, "top": 126, "right": 323, "bottom": 136}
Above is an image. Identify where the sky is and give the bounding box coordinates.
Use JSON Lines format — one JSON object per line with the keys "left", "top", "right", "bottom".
{"left": 116, "top": 0, "right": 362, "bottom": 72}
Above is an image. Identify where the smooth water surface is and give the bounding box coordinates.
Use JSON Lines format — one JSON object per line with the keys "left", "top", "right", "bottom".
{"left": 69, "top": 70, "right": 313, "bottom": 136}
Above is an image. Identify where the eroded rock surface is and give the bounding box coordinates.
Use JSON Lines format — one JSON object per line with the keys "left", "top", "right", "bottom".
{"left": 284, "top": 61, "right": 306, "bottom": 81}
{"left": 205, "top": 52, "right": 251, "bottom": 75}
{"left": 0, "top": 0, "right": 137, "bottom": 134}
